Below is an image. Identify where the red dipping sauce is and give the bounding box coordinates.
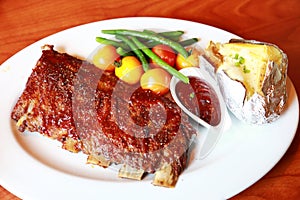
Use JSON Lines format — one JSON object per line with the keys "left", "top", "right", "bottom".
{"left": 175, "top": 76, "right": 221, "bottom": 126}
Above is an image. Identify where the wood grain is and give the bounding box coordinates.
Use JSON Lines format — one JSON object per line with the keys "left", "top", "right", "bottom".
{"left": 1, "top": 0, "right": 299, "bottom": 199}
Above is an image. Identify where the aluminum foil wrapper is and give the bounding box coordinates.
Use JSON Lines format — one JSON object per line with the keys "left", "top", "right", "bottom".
{"left": 204, "top": 39, "right": 288, "bottom": 124}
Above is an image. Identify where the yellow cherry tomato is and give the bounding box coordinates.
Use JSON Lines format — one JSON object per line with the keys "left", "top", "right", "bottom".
{"left": 115, "top": 56, "right": 144, "bottom": 85}
{"left": 140, "top": 68, "right": 171, "bottom": 95}
{"left": 93, "top": 45, "right": 119, "bottom": 71}
{"left": 175, "top": 48, "right": 200, "bottom": 70}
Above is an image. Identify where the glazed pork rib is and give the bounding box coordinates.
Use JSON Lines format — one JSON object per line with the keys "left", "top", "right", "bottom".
{"left": 11, "top": 45, "right": 197, "bottom": 187}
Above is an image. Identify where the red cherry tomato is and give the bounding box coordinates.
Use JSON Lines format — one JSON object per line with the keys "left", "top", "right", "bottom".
{"left": 150, "top": 44, "right": 176, "bottom": 68}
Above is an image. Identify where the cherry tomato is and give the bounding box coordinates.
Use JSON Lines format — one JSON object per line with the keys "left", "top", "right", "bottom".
{"left": 140, "top": 68, "right": 171, "bottom": 95}
{"left": 92, "top": 45, "right": 119, "bottom": 71}
{"left": 150, "top": 44, "right": 176, "bottom": 68}
{"left": 115, "top": 56, "right": 144, "bottom": 85}
{"left": 175, "top": 48, "right": 200, "bottom": 70}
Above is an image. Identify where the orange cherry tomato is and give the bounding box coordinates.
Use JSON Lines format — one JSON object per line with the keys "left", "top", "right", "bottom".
{"left": 140, "top": 68, "right": 171, "bottom": 95}
{"left": 93, "top": 45, "right": 119, "bottom": 71}
{"left": 115, "top": 56, "right": 144, "bottom": 85}
{"left": 175, "top": 48, "right": 200, "bottom": 70}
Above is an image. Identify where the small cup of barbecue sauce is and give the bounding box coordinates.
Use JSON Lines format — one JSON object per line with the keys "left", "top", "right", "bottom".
{"left": 170, "top": 66, "right": 230, "bottom": 129}
{"left": 170, "top": 65, "right": 231, "bottom": 158}
{"left": 175, "top": 76, "right": 221, "bottom": 126}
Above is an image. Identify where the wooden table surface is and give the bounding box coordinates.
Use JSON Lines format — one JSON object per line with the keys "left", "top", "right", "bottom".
{"left": 1, "top": 0, "right": 299, "bottom": 199}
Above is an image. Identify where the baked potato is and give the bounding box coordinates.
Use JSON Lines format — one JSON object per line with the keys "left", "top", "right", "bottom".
{"left": 204, "top": 39, "right": 288, "bottom": 124}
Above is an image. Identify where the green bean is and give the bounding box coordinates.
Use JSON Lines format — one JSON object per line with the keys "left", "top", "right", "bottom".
{"left": 142, "top": 30, "right": 181, "bottom": 43}
{"left": 95, "top": 37, "right": 129, "bottom": 50}
{"left": 101, "top": 29, "right": 189, "bottom": 58}
{"left": 146, "top": 38, "right": 199, "bottom": 48}
{"left": 159, "top": 30, "right": 184, "bottom": 38}
{"left": 115, "top": 35, "right": 149, "bottom": 72}
{"left": 143, "top": 30, "right": 199, "bottom": 47}
{"left": 131, "top": 36, "right": 189, "bottom": 84}
{"left": 145, "top": 40, "right": 163, "bottom": 48}
{"left": 143, "top": 30, "right": 184, "bottom": 40}
{"left": 116, "top": 47, "right": 134, "bottom": 57}
{"left": 179, "top": 38, "right": 199, "bottom": 47}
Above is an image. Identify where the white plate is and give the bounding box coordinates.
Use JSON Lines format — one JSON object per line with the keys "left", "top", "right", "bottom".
{"left": 0, "top": 17, "right": 299, "bottom": 200}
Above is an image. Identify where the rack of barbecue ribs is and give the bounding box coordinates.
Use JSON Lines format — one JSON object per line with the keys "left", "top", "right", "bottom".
{"left": 11, "top": 45, "right": 197, "bottom": 188}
